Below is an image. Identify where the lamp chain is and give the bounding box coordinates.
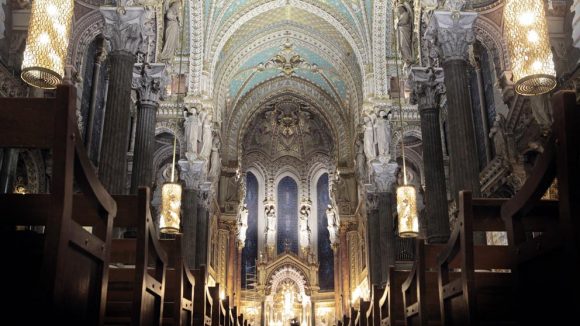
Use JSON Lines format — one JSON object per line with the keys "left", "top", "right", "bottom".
{"left": 393, "top": 1, "right": 408, "bottom": 186}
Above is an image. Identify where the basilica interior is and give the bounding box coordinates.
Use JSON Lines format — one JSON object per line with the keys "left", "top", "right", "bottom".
{"left": 0, "top": 0, "right": 579, "bottom": 325}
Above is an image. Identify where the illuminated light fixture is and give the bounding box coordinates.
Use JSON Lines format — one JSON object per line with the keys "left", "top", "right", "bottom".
{"left": 504, "top": 0, "right": 556, "bottom": 96}
{"left": 393, "top": 5, "right": 419, "bottom": 238}
{"left": 219, "top": 290, "right": 226, "bottom": 301}
{"left": 159, "top": 135, "right": 182, "bottom": 234}
{"left": 21, "top": 0, "right": 74, "bottom": 89}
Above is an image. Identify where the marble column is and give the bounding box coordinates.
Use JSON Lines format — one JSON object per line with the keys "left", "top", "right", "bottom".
{"left": 338, "top": 227, "right": 350, "bottom": 314}
{"left": 196, "top": 191, "right": 210, "bottom": 268}
{"left": 182, "top": 187, "right": 198, "bottom": 267}
{"left": 365, "top": 194, "right": 381, "bottom": 285}
{"left": 99, "top": 7, "right": 144, "bottom": 194}
{"left": 410, "top": 67, "right": 450, "bottom": 243}
{"left": 85, "top": 38, "right": 107, "bottom": 159}
{"left": 227, "top": 224, "right": 237, "bottom": 301}
{"left": 427, "top": 10, "right": 481, "bottom": 198}
{"left": 378, "top": 191, "right": 395, "bottom": 282}
{"left": 130, "top": 63, "right": 165, "bottom": 193}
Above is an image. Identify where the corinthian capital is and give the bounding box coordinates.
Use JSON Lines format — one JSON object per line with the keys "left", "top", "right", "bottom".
{"left": 409, "top": 67, "right": 445, "bottom": 109}
{"left": 132, "top": 63, "right": 166, "bottom": 105}
{"left": 425, "top": 10, "right": 477, "bottom": 62}
{"left": 100, "top": 6, "right": 145, "bottom": 54}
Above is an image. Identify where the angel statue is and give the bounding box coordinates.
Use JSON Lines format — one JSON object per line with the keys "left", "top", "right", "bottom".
{"left": 159, "top": 0, "right": 181, "bottom": 61}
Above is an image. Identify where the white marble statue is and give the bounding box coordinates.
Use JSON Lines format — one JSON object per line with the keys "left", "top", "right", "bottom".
{"left": 326, "top": 204, "right": 339, "bottom": 245}
{"left": 375, "top": 108, "right": 391, "bottom": 162}
{"left": 299, "top": 204, "right": 311, "bottom": 248}
{"left": 208, "top": 135, "right": 221, "bottom": 179}
{"left": 159, "top": 0, "right": 181, "bottom": 61}
{"left": 363, "top": 115, "right": 377, "bottom": 161}
{"left": 238, "top": 204, "right": 249, "bottom": 244}
{"left": 184, "top": 107, "right": 199, "bottom": 161}
{"left": 199, "top": 113, "right": 213, "bottom": 159}
{"left": 355, "top": 137, "right": 367, "bottom": 182}
{"left": 264, "top": 204, "right": 277, "bottom": 247}
{"left": 395, "top": 1, "right": 414, "bottom": 64}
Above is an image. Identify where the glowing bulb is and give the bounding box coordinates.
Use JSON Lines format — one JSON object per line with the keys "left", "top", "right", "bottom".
{"left": 532, "top": 60, "right": 542, "bottom": 70}
{"left": 527, "top": 30, "right": 540, "bottom": 43}
{"left": 38, "top": 33, "right": 50, "bottom": 45}
{"left": 518, "top": 11, "right": 535, "bottom": 26}
{"left": 46, "top": 4, "right": 58, "bottom": 17}
{"left": 219, "top": 290, "right": 225, "bottom": 301}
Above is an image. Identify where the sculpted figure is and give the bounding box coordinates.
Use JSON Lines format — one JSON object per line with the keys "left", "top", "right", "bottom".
{"left": 375, "top": 108, "right": 391, "bottom": 161}
{"left": 184, "top": 107, "right": 199, "bottom": 161}
{"left": 159, "top": 0, "right": 181, "bottom": 61}
{"left": 363, "top": 115, "right": 377, "bottom": 161}
{"left": 396, "top": 1, "right": 414, "bottom": 64}
{"left": 208, "top": 135, "right": 221, "bottom": 179}
{"left": 199, "top": 113, "right": 213, "bottom": 159}
{"left": 489, "top": 115, "right": 510, "bottom": 161}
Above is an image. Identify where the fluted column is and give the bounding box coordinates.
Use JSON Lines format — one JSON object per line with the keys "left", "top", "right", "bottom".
{"left": 338, "top": 227, "right": 350, "bottom": 315}
{"left": 182, "top": 187, "right": 198, "bottom": 267}
{"left": 365, "top": 194, "right": 381, "bottom": 286}
{"left": 85, "top": 38, "right": 107, "bottom": 159}
{"left": 427, "top": 10, "right": 481, "bottom": 198}
{"left": 99, "top": 7, "right": 144, "bottom": 194}
{"left": 378, "top": 191, "right": 395, "bottom": 281}
{"left": 410, "top": 67, "right": 450, "bottom": 243}
{"left": 130, "top": 63, "right": 165, "bottom": 193}
{"left": 196, "top": 190, "right": 210, "bottom": 268}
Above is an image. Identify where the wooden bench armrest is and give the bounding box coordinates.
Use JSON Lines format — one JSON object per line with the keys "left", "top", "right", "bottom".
{"left": 74, "top": 136, "right": 116, "bottom": 218}
{"left": 436, "top": 223, "right": 461, "bottom": 269}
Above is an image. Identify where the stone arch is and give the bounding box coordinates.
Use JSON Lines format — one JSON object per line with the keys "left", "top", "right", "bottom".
{"left": 473, "top": 15, "right": 511, "bottom": 77}
{"left": 68, "top": 10, "right": 104, "bottom": 71}
{"left": 267, "top": 264, "right": 310, "bottom": 296}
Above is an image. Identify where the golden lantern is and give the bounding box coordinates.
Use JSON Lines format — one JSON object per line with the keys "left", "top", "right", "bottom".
{"left": 396, "top": 185, "right": 419, "bottom": 237}
{"left": 504, "top": 0, "right": 556, "bottom": 96}
{"left": 160, "top": 135, "right": 182, "bottom": 234}
{"left": 21, "top": 0, "right": 74, "bottom": 89}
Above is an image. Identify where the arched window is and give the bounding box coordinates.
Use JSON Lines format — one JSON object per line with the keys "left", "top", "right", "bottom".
{"left": 277, "top": 176, "right": 299, "bottom": 254}
{"left": 242, "top": 172, "right": 259, "bottom": 288}
{"left": 317, "top": 173, "right": 334, "bottom": 290}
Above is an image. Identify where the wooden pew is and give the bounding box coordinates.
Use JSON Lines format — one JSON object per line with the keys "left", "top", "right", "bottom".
{"left": 354, "top": 299, "right": 370, "bottom": 326}
{"left": 401, "top": 241, "right": 442, "bottom": 326}
{"left": 501, "top": 90, "right": 580, "bottom": 325}
{"left": 209, "top": 283, "right": 226, "bottom": 325}
{"left": 160, "top": 235, "right": 195, "bottom": 325}
{"left": 0, "top": 85, "right": 117, "bottom": 324}
{"left": 365, "top": 285, "right": 384, "bottom": 325}
{"left": 379, "top": 266, "right": 410, "bottom": 325}
{"left": 437, "top": 191, "right": 513, "bottom": 325}
{"left": 230, "top": 306, "right": 238, "bottom": 326}
{"left": 192, "top": 266, "right": 212, "bottom": 325}
{"left": 105, "top": 188, "right": 168, "bottom": 325}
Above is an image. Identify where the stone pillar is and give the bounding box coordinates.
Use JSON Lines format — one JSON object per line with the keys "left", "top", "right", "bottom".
{"left": 235, "top": 246, "right": 242, "bottom": 309}
{"left": 339, "top": 228, "right": 350, "bottom": 315}
{"left": 227, "top": 224, "right": 237, "bottom": 301}
{"left": 130, "top": 63, "right": 165, "bottom": 193}
{"left": 196, "top": 191, "right": 210, "bottom": 268}
{"left": 182, "top": 187, "right": 198, "bottom": 267}
{"left": 365, "top": 194, "right": 381, "bottom": 285}
{"left": 378, "top": 191, "right": 395, "bottom": 281}
{"left": 99, "top": 7, "right": 144, "bottom": 194}
{"left": 85, "top": 38, "right": 107, "bottom": 159}
{"left": 427, "top": 10, "right": 481, "bottom": 199}
{"left": 410, "top": 67, "right": 450, "bottom": 243}
{"left": 333, "top": 246, "right": 342, "bottom": 319}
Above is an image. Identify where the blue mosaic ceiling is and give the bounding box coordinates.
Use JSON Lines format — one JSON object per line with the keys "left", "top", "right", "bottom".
{"left": 205, "top": 0, "right": 371, "bottom": 109}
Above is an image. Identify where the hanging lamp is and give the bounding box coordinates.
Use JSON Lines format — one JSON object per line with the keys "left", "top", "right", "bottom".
{"left": 393, "top": 4, "right": 419, "bottom": 238}
{"left": 21, "top": 0, "right": 74, "bottom": 89}
{"left": 159, "top": 135, "right": 182, "bottom": 234}
{"left": 504, "top": 0, "right": 556, "bottom": 96}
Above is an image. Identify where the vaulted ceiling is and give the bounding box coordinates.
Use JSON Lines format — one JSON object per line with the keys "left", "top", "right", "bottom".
{"left": 200, "top": 1, "right": 382, "bottom": 165}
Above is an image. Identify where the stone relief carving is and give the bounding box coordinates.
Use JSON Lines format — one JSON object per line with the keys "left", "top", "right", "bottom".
{"left": 100, "top": 6, "right": 145, "bottom": 54}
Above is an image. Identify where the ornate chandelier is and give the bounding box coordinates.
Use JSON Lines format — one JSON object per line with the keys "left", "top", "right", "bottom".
{"left": 159, "top": 132, "right": 182, "bottom": 234}
{"left": 504, "top": 0, "right": 556, "bottom": 96}
{"left": 21, "top": 0, "right": 74, "bottom": 89}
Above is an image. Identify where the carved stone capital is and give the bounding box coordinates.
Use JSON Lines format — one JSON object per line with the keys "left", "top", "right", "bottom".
{"left": 409, "top": 67, "right": 445, "bottom": 110}
{"left": 132, "top": 63, "right": 166, "bottom": 105}
{"left": 426, "top": 10, "right": 477, "bottom": 63}
{"left": 178, "top": 159, "right": 205, "bottom": 190}
{"left": 369, "top": 162, "right": 399, "bottom": 193}
{"left": 100, "top": 6, "right": 145, "bottom": 55}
